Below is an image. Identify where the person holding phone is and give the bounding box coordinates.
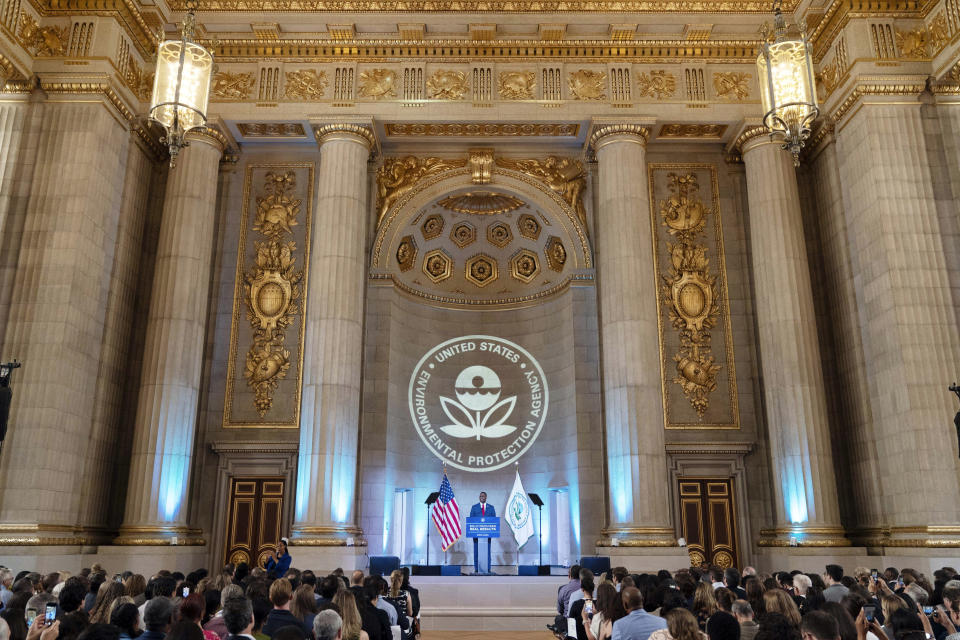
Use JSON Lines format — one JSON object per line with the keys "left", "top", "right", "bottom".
{"left": 569, "top": 573, "right": 596, "bottom": 640}
{"left": 265, "top": 538, "right": 292, "bottom": 578}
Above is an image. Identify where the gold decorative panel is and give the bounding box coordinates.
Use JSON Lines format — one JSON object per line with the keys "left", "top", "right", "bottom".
{"left": 396, "top": 235, "right": 417, "bottom": 272}
{"left": 517, "top": 213, "right": 542, "bottom": 240}
{"left": 465, "top": 253, "right": 498, "bottom": 287}
{"left": 486, "top": 221, "right": 514, "bottom": 248}
{"left": 224, "top": 163, "right": 314, "bottom": 429}
{"left": 384, "top": 123, "right": 579, "bottom": 137}
{"left": 426, "top": 70, "right": 468, "bottom": 99}
{"left": 648, "top": 164, "right": 739, "bottom": 429}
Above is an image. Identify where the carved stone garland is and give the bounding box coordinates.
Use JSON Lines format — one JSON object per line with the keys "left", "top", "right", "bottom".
{"left": 243, "top": 172, "right": 304, "bottom": 416}
{"left": 658, "top": 173, "right": 722, "bottom": 416}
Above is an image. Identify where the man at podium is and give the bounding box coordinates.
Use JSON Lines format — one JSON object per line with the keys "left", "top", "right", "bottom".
{"left": 469, "top": 492, "right": 496, "bottom": 574}
{"left": 470, "top": 492, "right": 496, "bottom": 518}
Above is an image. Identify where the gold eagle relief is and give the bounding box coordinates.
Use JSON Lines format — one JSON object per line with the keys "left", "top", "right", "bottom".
{"left": 659, "top": 173, "right": 722, "bottom": 417}
{"left": 244, "top": 172, "right": 304, "bottom": 416}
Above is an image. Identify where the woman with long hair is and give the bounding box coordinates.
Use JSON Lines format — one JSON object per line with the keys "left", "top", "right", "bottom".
{"left": 762, "top": 589, "right": 801, "bottom": 628}
{"left": 289, "top": 584, "right": 319, "bottom": 630}
{"left": 332, "top": 590, "right": 369, "bottom": 640}
{"left": 744, "top": 577, "right": 766, "bottom": 616}
{"left": 388, "top": 570, "right": 412, "bottom": 617}
{"left": 692, "top": 582, "right": 718, "bottom": 631}
{"left": 89, "top": 581, "right": 126, "bottom": 624}
{"left": 124, "top": 575, "right": 147, "bottom": 607}
{"left": 179, "top": 594, "right": 219, "bottom": 640}
{"left": 649, "top": 609, "right": 707, "bottom": 640}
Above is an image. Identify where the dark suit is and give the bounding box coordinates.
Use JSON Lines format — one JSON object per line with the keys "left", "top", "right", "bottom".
{"left": 359, "top": 605, "right": 390, "bottom": 640}
{"left": 469, "top": 502, "right": 495, "bottom": 573}
{"left": 262, "top": 609, "right": 312, "bottom": 638}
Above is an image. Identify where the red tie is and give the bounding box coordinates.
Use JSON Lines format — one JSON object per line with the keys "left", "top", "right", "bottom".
{"left": 482, "top": 504, "right": 485, "bottom": 515}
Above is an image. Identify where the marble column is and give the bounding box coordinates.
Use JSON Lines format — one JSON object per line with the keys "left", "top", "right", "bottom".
{"left": 0, "top": 101, "right": 129, "bottom": 535}
{"left": 590, "top": 124, "right": 675, "bottom": 545}
{"left": 292, "top": 124, "right": 373, "bottom": 544}
{"left": 116, "top": 128, "right": 224, "bottom": 543}
{"left": 835, "top": 102, "right": 960, "bottom": 542}
{"left": 737, "top": 129, "right": 844, "bottom": 543}
{"left": 806, "top": 129, "right": 884, "bottom": 537}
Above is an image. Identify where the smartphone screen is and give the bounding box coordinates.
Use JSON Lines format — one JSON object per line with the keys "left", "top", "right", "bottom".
{"left": 871, "top": 570, "right": 878, "bottom": 579}
{"left": 864, "top": 605, "right": 875, "bottom": 622}
{"left": 182, "top": 587, "right": 190, "bottom": 597}
{"left": 25, "top": 609, "right": 37, "bottom": 626}
{"left": 44, "top": 603, "right": 57, "bottom": 623}
{"left": 924, "top": 606, "right": 934, "bottom": 615}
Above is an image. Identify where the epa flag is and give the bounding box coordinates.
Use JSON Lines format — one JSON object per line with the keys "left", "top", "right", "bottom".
{"left": 431, "top": 474, "right": 462, "bottom": 551}
{"left": 506, "top": 470, "right": 534, "bottom": 547}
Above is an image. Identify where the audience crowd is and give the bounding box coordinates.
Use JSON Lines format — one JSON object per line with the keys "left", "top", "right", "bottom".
{"left": 0, "top": 562, "right": 420, "bottom": 640}
{"left": 554, "top": 563, "right": 960, "bottom": 640}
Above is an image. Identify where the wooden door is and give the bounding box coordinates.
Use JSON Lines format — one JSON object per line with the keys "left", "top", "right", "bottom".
{"left": 224, "top": 477, "right": 285, "bottom": 568}
{"left": 677, "top": 477, "right": 740, "bottom": 569}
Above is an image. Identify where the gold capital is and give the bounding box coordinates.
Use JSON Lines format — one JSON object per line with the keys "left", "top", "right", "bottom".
{"left": 732, "top": 125, "right": 770, "bottom": 153}
{"left": 589, "top": 124, "right": 651, "bottom": 152}
{"left": 313, "top": 123, "right": 376, "bottom": 152}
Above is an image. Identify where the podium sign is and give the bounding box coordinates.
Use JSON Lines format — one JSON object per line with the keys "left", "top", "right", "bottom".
{"left": 466, "top": 516, "right": 500, "bottom": 574}
{"left": 466, "top": 516, "right": 500, "bottom": 538}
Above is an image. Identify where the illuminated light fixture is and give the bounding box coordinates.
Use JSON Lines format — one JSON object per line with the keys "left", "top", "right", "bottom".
{"left": 149, "top": 0, "right": 213, "bottom": 167}
{"left": 756, "top": 0, "right": 818, "bottom": 166}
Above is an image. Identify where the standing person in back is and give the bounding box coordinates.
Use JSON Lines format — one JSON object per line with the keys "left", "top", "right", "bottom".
{"left": 265, "top": 540, "right": 292, "bottom": 580}
{"left": 611, "top": 588, "right": 667, "bottom": 640}
{"left": 823, "top": 566, "right": 849, "bottom": 604}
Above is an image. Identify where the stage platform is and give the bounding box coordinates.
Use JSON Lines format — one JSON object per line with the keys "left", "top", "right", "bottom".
{"left": 414, "top": 574, "right": 562, "bottom": 631}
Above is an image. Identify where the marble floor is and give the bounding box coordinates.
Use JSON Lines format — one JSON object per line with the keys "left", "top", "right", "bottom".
{"left": 423, "top": 633, "right": 547, "bottom": 640}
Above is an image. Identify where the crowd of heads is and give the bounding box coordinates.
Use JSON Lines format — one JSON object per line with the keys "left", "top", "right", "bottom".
{"left": 0, "top": 562, "right": 420, "bottom": 640}
{"left": 556, "top": 562, "right": 960, "bottom": 640}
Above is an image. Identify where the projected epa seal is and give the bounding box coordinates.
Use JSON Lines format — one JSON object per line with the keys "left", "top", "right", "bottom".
{"left": 408, "top": 335, "right": 548, "bottom": 472}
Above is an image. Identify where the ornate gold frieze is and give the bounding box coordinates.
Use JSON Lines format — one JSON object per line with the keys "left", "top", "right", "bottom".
{"left": 498, "top": 71, "right": 536, "bottom": 99}
{"left": 376, "top": 157, "right": 468, "bottom": 228}
{"left": 657, "top": 173, "right": 721, "bottom": 417}
{"left": 18, "top": 11, "right": 67, "bottom": 56}
{"left": 712, "top": 71, "right": 751, "bottom": 100}
{"left": 657, "top": 123, "right": 727, "bottom": 138}
{"left": 495, "top": 156, "right": 587, "bottom": 227}
{"left": 437, "top": 192, "right": 526, "bottom": 215}
{"left": 284, "top": 69, "right": 328, "bottom": 99}
{"left": 649, "top": 163, "right": 739, "bottom": 429}
{"left": 358, "top": 68, "right": 397, "bottom": 98}
{"left": 171, "top": 0, "right": 799, "bottom": 12}
{"left": 237, "top": 122, "right": 307, "bottom": 138}
{"left": 636, "top": 70, "right": 677, "bottom": 98}
{"left": 568, "top": 69, "right": 607, "bottom": 100}
{"left": 243, "top": 172, "right": 303, "bottom": 416}
{"left": 213, "top": 71, "right": 256, "bottom": 100}
{"left": 224, "top": 164, "right": 313, "bottom": 429}
{"left": 384, "top": 123, "right": 579, "bottom": 137}
{"left": 426, "top": 70, "right": 468, "bottom": 99}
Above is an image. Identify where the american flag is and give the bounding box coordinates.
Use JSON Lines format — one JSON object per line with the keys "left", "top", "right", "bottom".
{"left": 431, "top": 474, "right": 462, "bottom": 551}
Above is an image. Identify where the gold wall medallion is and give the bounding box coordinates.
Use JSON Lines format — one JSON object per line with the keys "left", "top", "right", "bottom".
{"left": 465, "top": 253, "right": 498, "bottom": 287}
{"left": 422, "top": 248, "right": 453, "bottom": 283}
{"left": 486, "top": 221, "right": 514, "bottom": 247}
{"left": 421, "top": 213, "right": 445, "bottom": 239}
{"left": 636, "top": 70, "right": 677, "bottom": 98}
{"left": 568, "top": 69, "right": 607, "bottom": 100}
{"left": 213, "top": 71, "right": 256, "bottom": 100}
{"left": 426, "top": 69, "right": 468, "bottom": 99}
{"left": 509, "top": 249, "right": 540, "bottom": 283}
{"left": 224, "top": 164, "right": 314, "bottom": 429}
{"left": 396, "top": 235, "right": 417, "bottom": 272}
{"left": 358, "top": 68, "right": 397, "bottom": 98}
{"left": 498, "top": 71, "right": 536, "bottom": 99}
{"left": 517, "top": 213, "right": 542, "bottom": 240}
{"left": 17, "top": 11, "right": 68, "bottom": 56}
{"left": 544, "top": 236, "right": 567, "bottom": 271}
{"left": 376, "top": 157, "right": 467, "bottom": 228}
{"left": 450, "top": 221, "right": 477, "bottom": 248}
{"left": 437, "top": 192, "right": 525, "bottom": 215}
{"left": 649, "top": 164, "right": 738, "bottom": 429}
{"left": 284, "top": 69, "right": 328, "bottom": 99}
{"left": 712, "top": 72, "right": 751, "bottom": 100}
{"left": 495, "top": 156, "right": 587, "bottom": 229}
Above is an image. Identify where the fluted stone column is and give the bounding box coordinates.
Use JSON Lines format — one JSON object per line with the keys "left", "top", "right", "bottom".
{"left": 292, "top": 124, "right": 373, "bottom": 545}
{"left": 835, "top": 101, "right": 960, "bottom": 542}
{"left": 591, "top": 124, "right": 675, "bottom": 546}
{"left": 117, "top": 129, "right": 224, "bottom": 543}
{"left": 806, "top": 129, "right": 884, "bottom": 537}
{"left": 0, "top": 101, "right": 129, "bottom": 535}
{"left": 738, "top": 129, "right": 844, "bottom": 543}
